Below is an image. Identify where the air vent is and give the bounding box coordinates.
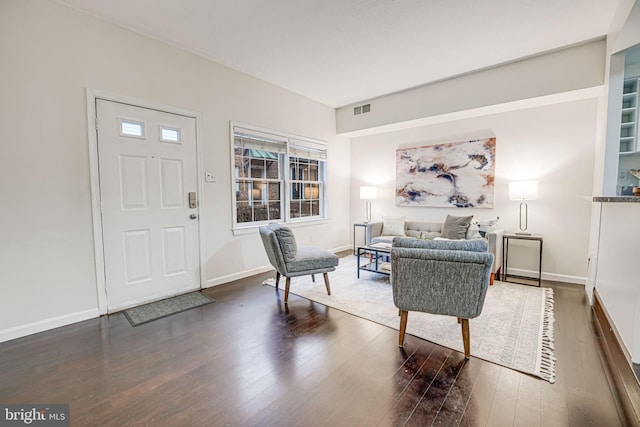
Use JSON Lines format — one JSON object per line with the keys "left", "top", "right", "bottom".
{"left": 353, "top": 103, "right": 371, "bottom": 116}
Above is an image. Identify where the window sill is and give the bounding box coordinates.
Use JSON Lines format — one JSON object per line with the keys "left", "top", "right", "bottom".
{"left": 232, "top": 218, "right": 329, "bottom": 236}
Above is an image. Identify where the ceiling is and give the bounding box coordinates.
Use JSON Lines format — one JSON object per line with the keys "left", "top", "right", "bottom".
{"left": 57, "top": 0, "right": 621, "bottom": 108}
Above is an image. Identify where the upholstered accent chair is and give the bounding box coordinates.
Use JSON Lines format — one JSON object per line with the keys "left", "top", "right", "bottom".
{"left": 390, "top": 238, "right": 494, "bottom": 358}
{"left": 259, "top": 223, "right": 339, "bottom": 303}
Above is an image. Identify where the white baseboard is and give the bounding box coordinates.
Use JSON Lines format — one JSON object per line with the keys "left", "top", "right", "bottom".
{"left": 333, "top": 244, "right": 352, "bottom": 253}
{"left": 544, "top": 272, "right": 585, "bottom": 285}
{"left": 506, "top": 267, "right": 585, "bottom": 285}
{"left": 205, "top": 247, "right": 351, "bottom": 288}
{"left": 0, "top": 308, "right": 100, "bottom": 343}
{"left": 1, "top": 259, "right": 584, "bottom": 343}
{"left": 205, "top": 265, "right": 274, "bottom": 287}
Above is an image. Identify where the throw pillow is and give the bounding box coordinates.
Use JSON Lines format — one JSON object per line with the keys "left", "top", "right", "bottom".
{"left": 466, "top": 223, "right": 482, "bottom": 239}
{"left": 473, "top": 216, "right": 499, "bottom": 237}
{"left": 269, "top": 224, "right": 298, "bottom": 262}
{"left": 381, "top": 216, "right": 406, "bottom": 236}
{"left": 441, "top": 215, "right": 473, "bottom": 239}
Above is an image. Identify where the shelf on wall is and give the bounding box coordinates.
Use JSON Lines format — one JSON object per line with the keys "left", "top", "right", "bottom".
{"left": 619, "top": 78, "right": 640, "bottom": 165}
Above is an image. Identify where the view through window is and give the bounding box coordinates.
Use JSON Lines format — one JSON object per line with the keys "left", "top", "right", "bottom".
{"left": 232, "top": 124, "right": 327, "bottom": 228}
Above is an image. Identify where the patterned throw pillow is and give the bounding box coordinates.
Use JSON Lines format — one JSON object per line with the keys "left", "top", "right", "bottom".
{"left": 473, "top": 217, "right": 499, "bottom": 237}
{"left": 381, "top": 216, "right": 406, "bottom": 236}
{"left": 441, "top": 215, "right": 473, "bottom": 240}
{"left": 466, "top": 223, "right": 483, "bottom": 239}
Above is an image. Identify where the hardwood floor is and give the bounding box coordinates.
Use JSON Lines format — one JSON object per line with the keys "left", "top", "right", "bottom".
{"left": 0, "top": 262, "right": 626, "bottom": 426}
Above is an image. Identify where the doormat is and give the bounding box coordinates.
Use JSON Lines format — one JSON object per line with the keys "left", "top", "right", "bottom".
{"left": 122, "top": 292, "right": 214, "bottom": 327}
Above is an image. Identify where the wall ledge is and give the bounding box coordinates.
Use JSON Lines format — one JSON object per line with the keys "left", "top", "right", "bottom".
{"left": 593, "top": 196, "right": 640, "bottom": 203}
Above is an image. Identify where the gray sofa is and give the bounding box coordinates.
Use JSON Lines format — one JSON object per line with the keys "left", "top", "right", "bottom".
{"left": 364, "top": 220, "right": 504, "bottom": 283}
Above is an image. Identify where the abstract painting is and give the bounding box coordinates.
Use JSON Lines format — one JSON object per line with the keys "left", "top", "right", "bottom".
{"left": 396, "top": 137, "right": 496, "bottom": 208}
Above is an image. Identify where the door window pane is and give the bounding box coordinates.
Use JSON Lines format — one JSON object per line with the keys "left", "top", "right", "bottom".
{"left": 120, "top": 120, "right": 145, "bottom": 138}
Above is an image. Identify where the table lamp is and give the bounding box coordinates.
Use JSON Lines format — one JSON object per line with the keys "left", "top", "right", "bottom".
{"left": 509, "top": 180, "right": 538, "bottom": 235}
{"left": 359, "top": 186, "right": 377, "bottom": 223}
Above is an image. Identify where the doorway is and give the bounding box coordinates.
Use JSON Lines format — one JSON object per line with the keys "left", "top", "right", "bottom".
{"left": 91, "top": 96, "right": 203, "bottom": 312}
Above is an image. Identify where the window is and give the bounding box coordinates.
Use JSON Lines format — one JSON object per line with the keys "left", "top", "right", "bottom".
{"left": 119, "top": 119, "right": 145, "bottom": 138}
{"left": 160, "top": 126, "right": 181, "bottom": 143}
{"left": 231, "top": 123, "right": 327, "bottom": 229}
{"left": 289, "top": 141, "right": 325, "bottom": 218}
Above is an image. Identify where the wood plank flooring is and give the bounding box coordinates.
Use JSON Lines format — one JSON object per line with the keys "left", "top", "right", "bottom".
{"left": 0, "top": 260, "right": 626, "bottom": 426}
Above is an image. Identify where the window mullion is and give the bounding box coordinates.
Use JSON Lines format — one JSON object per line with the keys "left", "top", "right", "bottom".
{"left": 282, "top": 150, "right": 290, "bottom": 222}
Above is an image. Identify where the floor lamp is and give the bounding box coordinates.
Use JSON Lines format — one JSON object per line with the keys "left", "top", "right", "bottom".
{"left": 509, "top": 180, "right": 538, "bottom": 235}
{"left": 360, "top": 186, "right": 377, "bottom": 223}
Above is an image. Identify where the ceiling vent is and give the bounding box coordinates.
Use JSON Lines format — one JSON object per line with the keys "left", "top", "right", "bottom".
{"left": 353, "top": 103, "right": 371, "bottom": 115}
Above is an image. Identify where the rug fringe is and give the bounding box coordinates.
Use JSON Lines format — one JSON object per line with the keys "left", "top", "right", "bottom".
{"left": 538, "top": 287, "right": 556, "bottom": 383}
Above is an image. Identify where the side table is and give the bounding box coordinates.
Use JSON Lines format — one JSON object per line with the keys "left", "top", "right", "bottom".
{"left": 502, "top": 233, "right": 543, "bottom": 287}
{"left": 353, "top": 223, "right": 370, "bottom": 254}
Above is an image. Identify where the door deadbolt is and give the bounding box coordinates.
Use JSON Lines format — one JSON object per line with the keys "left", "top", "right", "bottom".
{"left": 188, "top": 192, "right": 197, "bottom": 208}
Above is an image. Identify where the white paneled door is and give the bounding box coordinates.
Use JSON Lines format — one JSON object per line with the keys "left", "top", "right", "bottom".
{"left": 97, "top": 99, "right": 200, "bottom": 312}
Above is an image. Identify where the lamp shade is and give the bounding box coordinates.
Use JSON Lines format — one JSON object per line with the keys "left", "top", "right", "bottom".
{"left": 360, "top": 186, "right": 378, "bottom": 200}
{"left": 304, "top": 186, "right": 319, "bottom": 199}
{"left": 509, "top": 180, "right": 538, "bottom": 201}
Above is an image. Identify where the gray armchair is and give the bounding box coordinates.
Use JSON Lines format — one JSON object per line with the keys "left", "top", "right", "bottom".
{"left": 390, "top": 237, "right": 494, "bottom": 358}
{"left": 259, "top": 223, "right": 339, "bottom": 303}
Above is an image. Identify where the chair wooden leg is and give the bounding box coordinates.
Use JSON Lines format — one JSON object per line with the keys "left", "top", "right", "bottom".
{"left": 461, "top": 318, "right": 470, "bottom": 359}
{"left": 275, "top": 272, "right": 281, "bottom": 289}
{"left": 399, "top": 310, "right": 408, "bottom": 347}
{"left": 284, "top": 277, "right": 291, "bottom": 303}
{"left": 323, "top": 272, "right": 331, "bottom": 295}
{"left": 490, "top": 272, "right": 495, "bottom": 286}
{"left": 457, "top": 317, "right": 461, "bottom": 324}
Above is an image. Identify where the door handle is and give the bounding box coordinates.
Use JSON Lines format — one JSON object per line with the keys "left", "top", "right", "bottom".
{"left": 190, "top": 214, "right": 198, "bottom": 220}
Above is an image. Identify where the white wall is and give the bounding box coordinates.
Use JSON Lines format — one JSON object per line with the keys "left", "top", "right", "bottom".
{"left": 0, "top": 0, "right": 350, "bottom": 340}
{"left": 611, "top": 0, "right": 640, "bottom": 55}
{"left": 349, "top": 99, "right": 598, "bottom": 283}
{"left": 336, "top": 40, "right": 605, "bottom": 134}
{"left": 596, "top": 202, "right": 640, "bottom": 363}
{"left": 342, "top": 40, "right": 607, "bottom": 285}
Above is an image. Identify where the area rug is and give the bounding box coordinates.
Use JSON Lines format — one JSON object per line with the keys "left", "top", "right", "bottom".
{"left": 263, "top": 255, "right": 555, "bottom": 383}
{"left": 123, "top": 292, "right": 214, "bottom": 327}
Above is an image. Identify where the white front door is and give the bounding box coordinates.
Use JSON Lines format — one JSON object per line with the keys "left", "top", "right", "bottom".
{"left": 96, "top": 99, "right": 200, "bottom": 312}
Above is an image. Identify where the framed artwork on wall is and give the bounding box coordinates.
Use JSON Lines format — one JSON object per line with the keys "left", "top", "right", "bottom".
{"left": 396, "top": 137, "right": 496, "bottom": 208}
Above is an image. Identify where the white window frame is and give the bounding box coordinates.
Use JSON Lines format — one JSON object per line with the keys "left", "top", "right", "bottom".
{"left": 230, "top": 122, "right": 328, "bottom": 234}
{"left": 288, "top": 140, "right": 326, "bottom": 221}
